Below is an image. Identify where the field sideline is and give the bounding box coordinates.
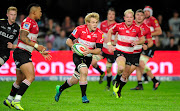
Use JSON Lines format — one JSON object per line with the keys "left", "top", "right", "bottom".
{"left": 0, "top": 81, "right": 180, "bottom": 111}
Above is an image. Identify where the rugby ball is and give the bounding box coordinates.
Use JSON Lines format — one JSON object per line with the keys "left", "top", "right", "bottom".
{"left": 73, "top": 43, "right": 87, "bottom": 56}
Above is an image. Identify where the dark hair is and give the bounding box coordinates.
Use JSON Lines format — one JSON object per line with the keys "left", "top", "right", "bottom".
{"left": 136, "top": 9, "right": 144, "bottom": 14}
{"left": 108, "top": 7, "right": 115, "bottom": 13}
{"left": 170, "top": 37, "right": 175, "bottom": 40}
{"left": 27, "top": 3, "right": 40, "bottom": 13}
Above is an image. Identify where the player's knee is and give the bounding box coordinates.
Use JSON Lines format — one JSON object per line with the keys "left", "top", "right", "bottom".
{"left": 78, "top": 63, "right": 88, "bottom": 75}
{"left": 107, "top": 68, "right": 111, "bottom": 74}
{"left": 144, "top": 65, "right": 151, "bottom": 73}
{"left": 0, "top": 58, "right": 5, "bottom": 67}
{"left": 30, "top": 76, "right": 35, "bottom": 82}
{"left": 106, "top": 62, "right": 112, "bottom": 69}
{"left": 27, "top": 75, "right": 35, "bottom": 83}
{"left": 107, "top": 73, "right": 112, "bottom": 77}
{"left": 91, "top": 61, "right": 97, "bottom": 68}
{"left": 80, "top": 69, "right": 88, "bottom": 75}
{"left": 116, "top": 56, "right": 125, "bottom": 62}
{"left": 72, "top": 78, "right": 79, "bottom": 84}
{"left": 139, "top": 61, "right": 145, "bottom": 69}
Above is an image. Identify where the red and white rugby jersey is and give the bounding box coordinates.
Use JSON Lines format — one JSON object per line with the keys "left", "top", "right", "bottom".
{"left": 71, "top": 24, "right": 104, "bottom": 49}
{"left": 112, "top": 22, "right": 143, "bottom": 54}
{"left": 100, "top": 20, "right": 116, "bottom": 55}
{"left": 17, "top": 17, "right": 39, "bottom": 53}
{"left": 143, "top": 16, "right": 160, "bottom": 44}
{"left": 133, "top": 21, "right": 152, "bottom": 53}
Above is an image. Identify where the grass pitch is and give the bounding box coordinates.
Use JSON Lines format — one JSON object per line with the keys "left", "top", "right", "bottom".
{"left": 0, "top": 81, "right": 180, "bottom": 111}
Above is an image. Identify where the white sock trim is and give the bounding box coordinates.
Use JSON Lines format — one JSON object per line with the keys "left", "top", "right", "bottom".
{"left": 14, "top": 95, "right": 22, "bottom": 101}
{"left": 7, "top": 95, "right": 14, "bottom": 101}
{"left": 22, "top": 79, "right": 31, "bottom": 86}
{"left": 13, "top": 82, "right": 20, "bottom": 89}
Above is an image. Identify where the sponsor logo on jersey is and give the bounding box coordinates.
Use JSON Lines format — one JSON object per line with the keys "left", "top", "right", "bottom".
{"left": 102, "top": 34, "right": 104, "bottom": 39}
{"left": 82, "top": 31, "right": 86, "bottom": 33}
{"left": 23, "top": 22, "right": 30, "bottom": 30}
{"left": 0, "top": 31, "right": 14, "bottom": 39}
{"left": 132, "top": 29, "right": 136, "bottom": 32}
{"left": 13, "top": 29, "right": 17, "bottom": 33}
{"left": 126, "top": 30, "right": 130, "bottom": 33}
{"left": 1, "top": 26, "right": 6, "bottom": 29}
{"left": 87, "top": 35, "right": 91, "bottom": 38}
{"left": 92, "top": 34, "right": 97, "bottom": 38}
{"left": 119, "top": 27, "right": 125, "bottom": 30}
{"left": 7, "top": 27, "right": 11, "bottom": 30}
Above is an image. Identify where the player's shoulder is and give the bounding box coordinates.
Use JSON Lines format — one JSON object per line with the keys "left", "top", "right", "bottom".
{"left": 116, "top": 22, "right": 124, "bottom": 26}
{"left": 0, "top": 18, "right": 6, "bottom": 21}
{"left": 150, "top": 16, "right": 157, "bottom": 20}
{"left": 111, "top": 22, "right": 120, "bottom": 28}
{"left": 76, "top": 24, "right": 86, "bottom": 30}
{"left": 100, "top": 20, "right": 107, "bottom": 25}
{"left": 0, "top": 19, "right": 7, "bottom": 24}
{"left": 133, "top": 24, "right": 142, "bottom": 32}
{"left": 133, "top": 23, "right": 140, "bottom": 29}
{"left": 13, "top": 22, "right": 20, "bottom": 29}
{"left": 22, "top": 17, "right": 36, "bottom": 24}
{"left": 96, "top": 28, "right": 104, "bottom": 35}
{"left": 150, "top": 16, "right": 158, "bottom": 23}
{"left": 142, "top": 23, "right": 150, "bottom": 29}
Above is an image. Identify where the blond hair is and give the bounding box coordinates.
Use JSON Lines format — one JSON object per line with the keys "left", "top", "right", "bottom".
{"left": 85, "top": 12, "right": 99, "bottom": 24}
{"left": 124, "top": 9, "right": 134, "bottom": 16}
{"left": 7, "top": 6, "right": 17, "bottom": 13}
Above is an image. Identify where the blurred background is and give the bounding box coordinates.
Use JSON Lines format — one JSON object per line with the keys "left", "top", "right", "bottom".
{"left": 0, "top": 0, "right": 180, "bottom": 51}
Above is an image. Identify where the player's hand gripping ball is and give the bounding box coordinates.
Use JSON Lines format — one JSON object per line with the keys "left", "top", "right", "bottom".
{"left": 72, "top": 43, "right": 87, "bottom": 56}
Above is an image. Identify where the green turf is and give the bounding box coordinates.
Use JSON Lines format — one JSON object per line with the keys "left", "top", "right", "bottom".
{"left": 0, "top": 81, "right": 180, "bottom": 111}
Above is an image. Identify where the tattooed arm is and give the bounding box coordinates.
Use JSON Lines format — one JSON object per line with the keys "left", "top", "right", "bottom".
{"left": 20, "top": 30, "right": 35, "bottom": 47}
{"left": 20, "top": 30, "right": 46, "bottom": 52}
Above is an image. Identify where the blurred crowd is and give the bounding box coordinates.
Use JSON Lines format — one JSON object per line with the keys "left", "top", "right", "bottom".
{"left": 14, "top": 10, "right": 180, "bottom": 51}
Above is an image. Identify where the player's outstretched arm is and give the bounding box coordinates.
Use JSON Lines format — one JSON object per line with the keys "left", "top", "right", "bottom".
{"left": 41, "top": 51, "right": 52, "bottom": 61}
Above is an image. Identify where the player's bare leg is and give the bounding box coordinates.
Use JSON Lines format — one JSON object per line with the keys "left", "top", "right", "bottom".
{"left": 11, "top": 62, "right": 35, "bottom": 110}
{"left": 55, "top": 71, "right": 79, "bottom": 102}
{"left": 112, "top": 56, "right": 125, "bottom": 85}
{"left": 113, "top": 56, "right": 126, "bottom": 98}
{"left": 130, "top": 59, "right": 146, "bottom": 90}
{"left": 130, "top": 66, "right": 144, "bottom": 90}
{"left": 105, "top": 61, "right": 112, "bottom": 91}
{"left": 140, "top": 55, "right": 150, "bottom": 83}
{"left": 78, "top": 65, "right": 90, "bottom": 103}
{"left": 146, "top": 69, "right": 161, "bottom": 90}
{"left": 3, "top": 69, "right": 25, "bottom": 109}
{"left": 92, "top": 55, "right": 105, "bottom": 84}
